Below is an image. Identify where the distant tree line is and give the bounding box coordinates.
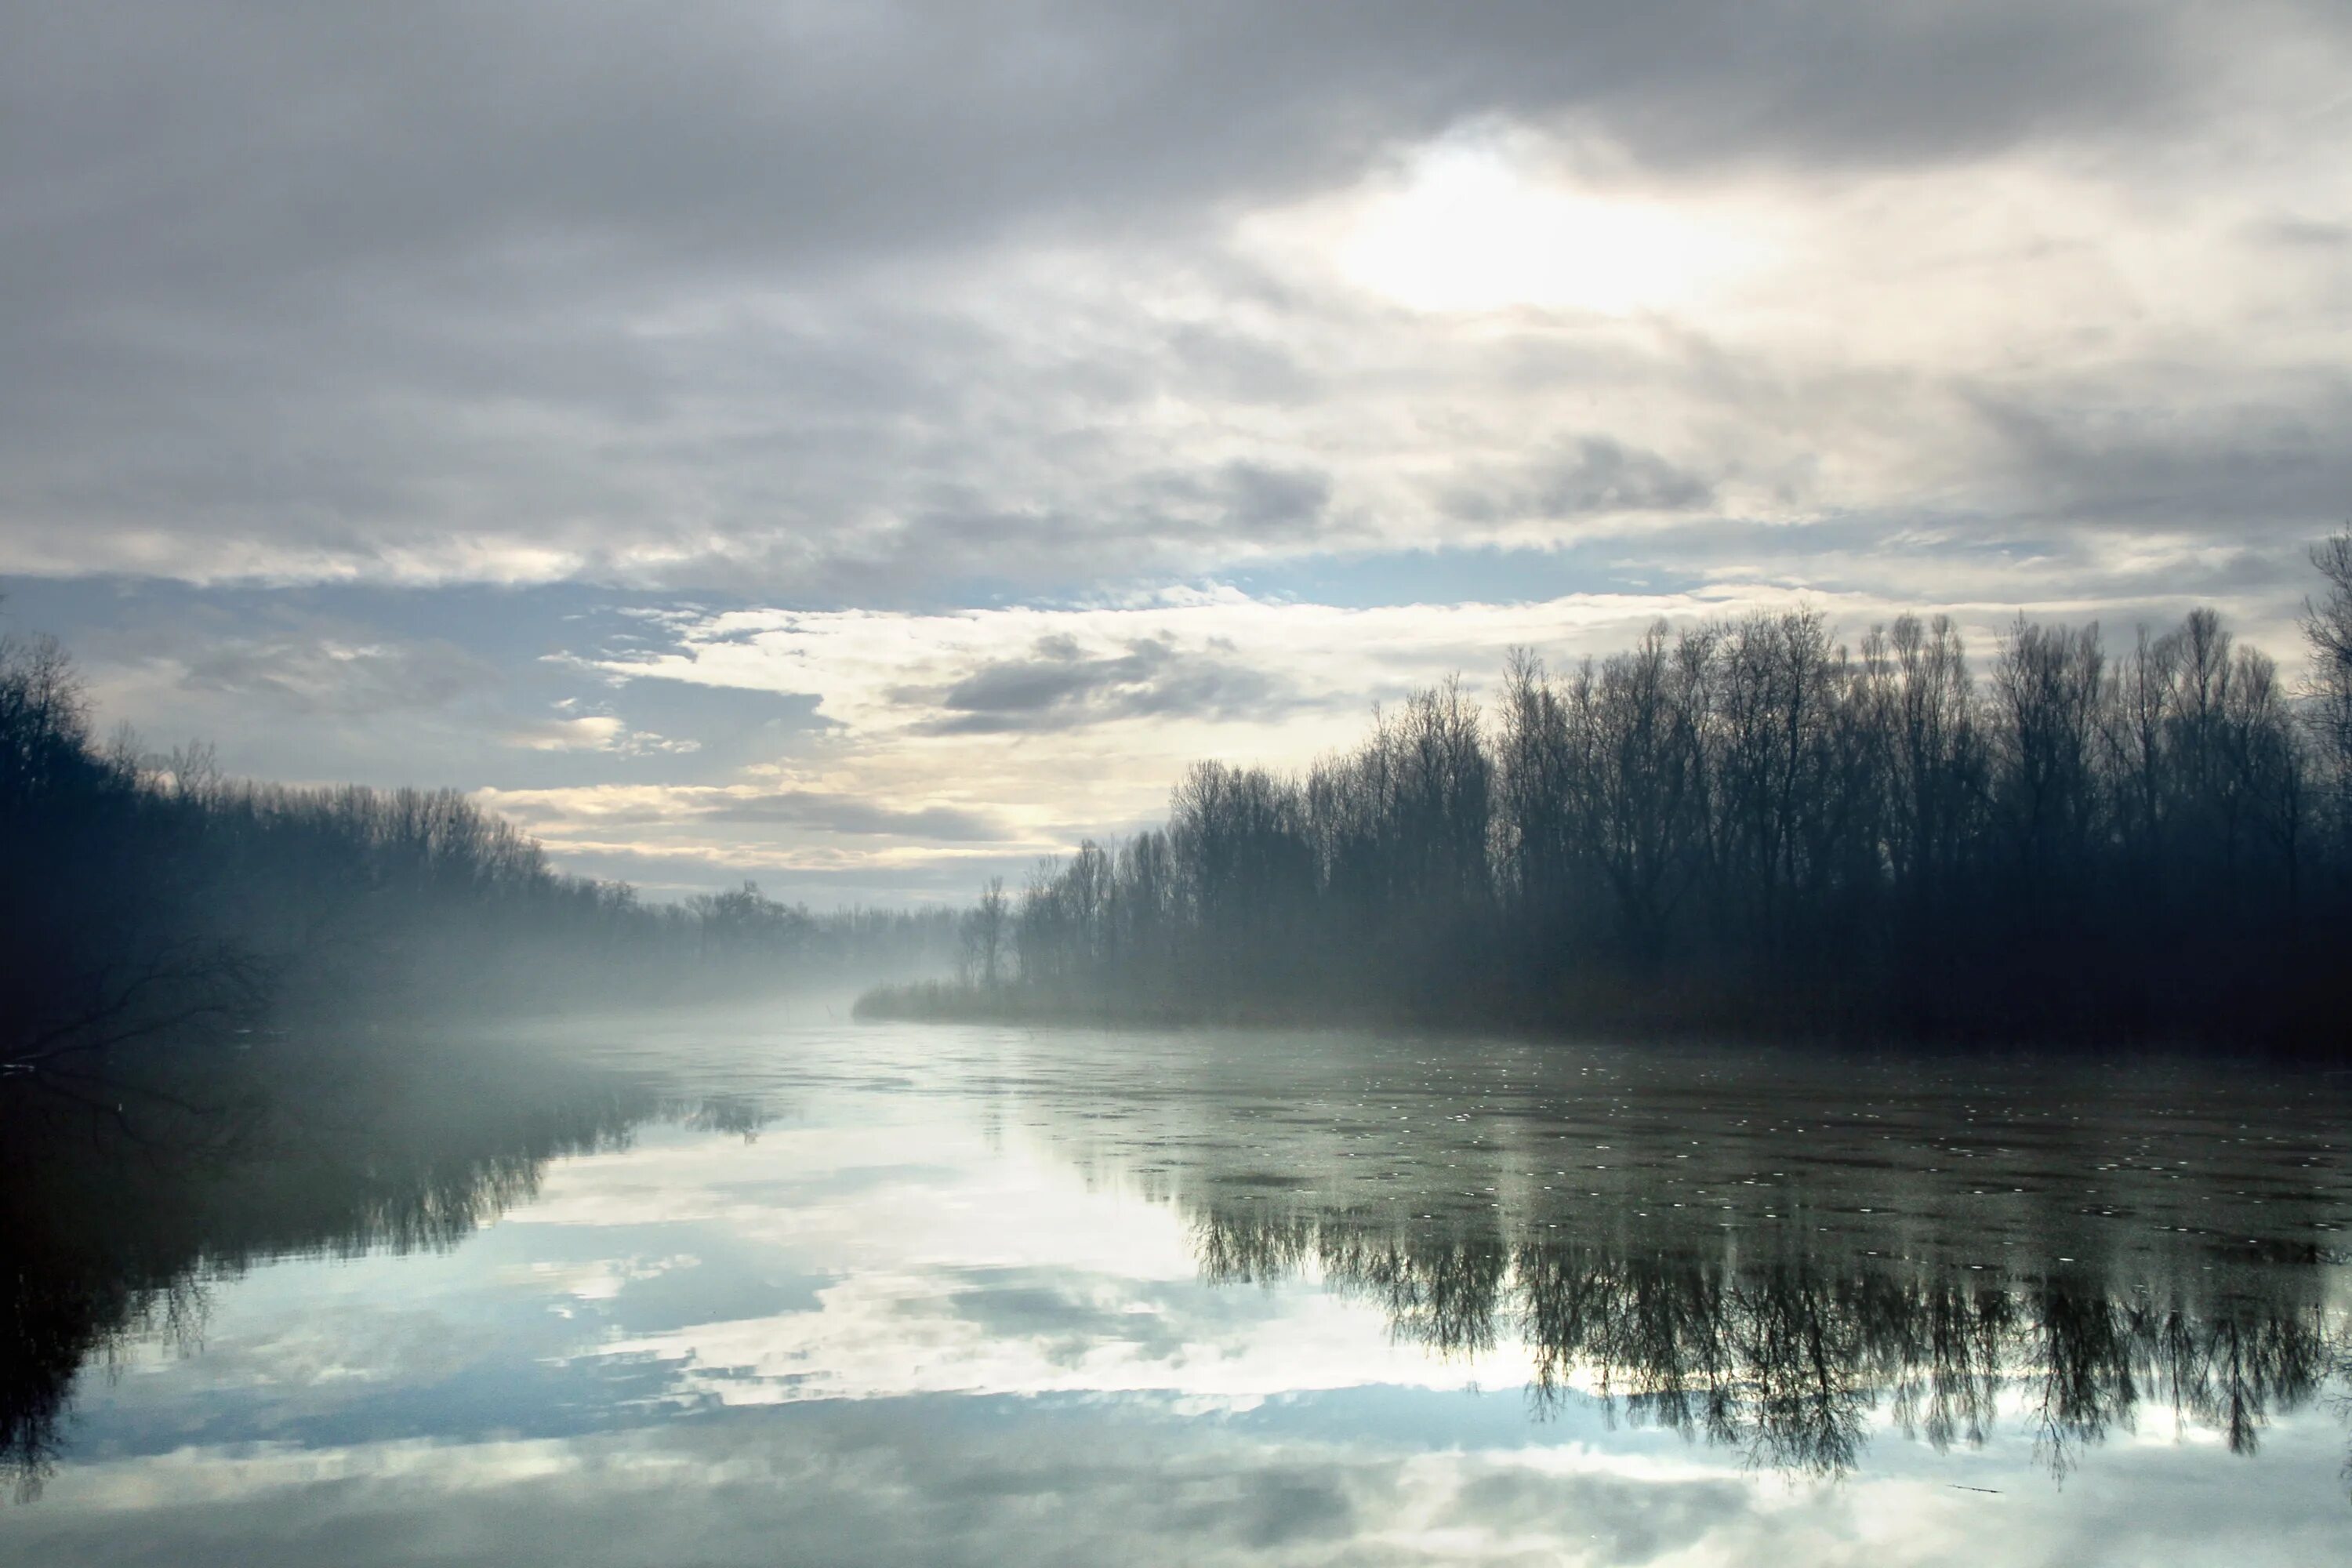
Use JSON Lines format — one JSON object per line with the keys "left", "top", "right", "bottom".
{"left": 0, "top": 632, "right": 954, "bottom": 1068}
{"left": 871, "top": 535, "right": 2352, "bottom": 1047}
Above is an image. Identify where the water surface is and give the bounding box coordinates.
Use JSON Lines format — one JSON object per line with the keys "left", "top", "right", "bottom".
{"left": 4, "top": 1017, "right": 2347, "bottom": 1566}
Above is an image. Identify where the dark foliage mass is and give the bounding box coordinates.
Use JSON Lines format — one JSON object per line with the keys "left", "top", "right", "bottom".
{"left": 871, "top": 536, "right": 2352, "bottom": 1046}
{"left": 0, "top": 633, "right": 953, "bottom": 1068}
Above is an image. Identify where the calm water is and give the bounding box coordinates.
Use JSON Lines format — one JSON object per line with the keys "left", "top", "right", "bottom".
{"left": 4, "top": 1014, "right": 2349, "bottom": 1566}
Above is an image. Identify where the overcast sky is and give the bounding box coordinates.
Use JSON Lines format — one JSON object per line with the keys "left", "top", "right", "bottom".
{"left": 5, "top": 2, "right": 2349, "bottom": 902}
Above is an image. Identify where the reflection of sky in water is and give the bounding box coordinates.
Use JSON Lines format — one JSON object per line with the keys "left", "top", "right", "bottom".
{"left": 5, "top": 1022, "right": 2349, "bottom": 1566}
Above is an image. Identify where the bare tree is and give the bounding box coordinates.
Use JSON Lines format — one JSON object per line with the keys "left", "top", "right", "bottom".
{"left": 2304, "top": 528, "right": 2352, "bottom": 855}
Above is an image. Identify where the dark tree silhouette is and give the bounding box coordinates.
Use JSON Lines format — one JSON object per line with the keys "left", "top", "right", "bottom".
{"left": 0, "top": 626, "right": 955, "bottom": 1069}
{"left": 866, "top": 545, "right": 2352, "bottom": 1049}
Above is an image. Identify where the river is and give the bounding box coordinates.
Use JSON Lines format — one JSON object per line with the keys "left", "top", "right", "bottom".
{"left": 3, "top": 1012, "right": 2347, "bottom": 1565}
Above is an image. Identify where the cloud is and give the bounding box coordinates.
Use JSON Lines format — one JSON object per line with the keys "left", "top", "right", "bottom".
{"left": 1186, "top": 462, "right": 1334, "bottom": 541}
{"left": 699, "top": 791, "right": 1006, "bottom": 842}
{"left": 1440, "top": 437, "right": 1717, "bottom": 524}
{"left": 470, "top": 782, "right": 1021, "bottom": 896}
{"left": 0, "top": 4, "right": 2345, "bottom": 601}
{"left": 905, "top": 633, "right": 1289, "bottom": 735}
{"left": 509, "top": 704, "right": 700, "bottom": 756}
{"left": 178, "top": 637, "right": 498, "bottom": 718}
{"left": 5, "top": 4, "right": 2349, "bottom": 900}
{"left": 1960, "top": 379, "right": 2352, "bottom": 532}
{"left": 579, "top": 585, "right": 2032, "bottom": 749}
{"left": 509, "top": 714, "right": 628, "bottom": 752}
{"left": 511, "top": 586, "right": 1748, "bottom": 883}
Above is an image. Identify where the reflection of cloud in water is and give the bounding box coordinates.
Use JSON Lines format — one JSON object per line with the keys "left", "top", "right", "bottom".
{"left": 13, "top": 1395, "right": 2352, "bottom": 1568}
{"left": 4, "top": 1020, "right": 2350, "bottom": 1564}
{"left": 994, "top": 1029, "right": 2352, "bottom": 1481}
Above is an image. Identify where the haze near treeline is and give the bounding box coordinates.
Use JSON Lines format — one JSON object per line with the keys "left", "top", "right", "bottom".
{"left": 11, "top": 10, "right": 2352, "bottom": 1560}
{"left": 8, "top": 535, "right": 2350, "bottom": 1058}
{"left": 874, "top": 543, "right": 2352, "bottom": 1043}
{"left": 1, "top": 626, "right": 953, "bottom": 1065}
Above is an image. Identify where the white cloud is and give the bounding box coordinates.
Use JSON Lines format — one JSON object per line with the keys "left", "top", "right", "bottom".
{"left": 395, "top": 549, "right": 2325, "bottom": 895}
{"left": 507, "top": 707, "right": 700, "bottom": 756}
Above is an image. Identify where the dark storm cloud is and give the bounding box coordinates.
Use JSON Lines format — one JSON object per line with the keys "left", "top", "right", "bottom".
{"left": 906, "top": 633, "right": 1291, "bottom": 735}
{"left": 0, "top": 2, "right": 2317, "bottom": 590}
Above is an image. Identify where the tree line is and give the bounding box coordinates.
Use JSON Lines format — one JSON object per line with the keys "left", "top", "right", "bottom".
{"left": 871, "top": 535, "right": 2352, "bottom": 1045}
{"left": 0, "top": 632, "right": 954, "bottom": 1068}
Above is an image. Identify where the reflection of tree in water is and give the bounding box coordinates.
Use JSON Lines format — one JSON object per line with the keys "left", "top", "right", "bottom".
{"left": 0, "top": 1037, "right": 761, "bottom": 1499}
{"left": 1192, "top": 1200, "right": 2350, "bottom": 1483}
{"left": 998, "top": 1026, "right": 2352, "bottom": 1490}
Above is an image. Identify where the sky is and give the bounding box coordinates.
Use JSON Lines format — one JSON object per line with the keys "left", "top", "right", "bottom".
{"left": 4, "top": 2, "right": 2350, "bottom": 904}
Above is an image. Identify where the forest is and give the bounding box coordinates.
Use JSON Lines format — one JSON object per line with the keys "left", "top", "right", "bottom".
{"left": 869, "top": 535, "right": 2352, "bottom": 1046}
{"left": 0, "top": 633, "right": 953, "bottom": 1070}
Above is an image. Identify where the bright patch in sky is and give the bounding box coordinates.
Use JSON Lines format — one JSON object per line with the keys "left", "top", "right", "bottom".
{"left": 1336, "top": 143, "right": 1765, "bottom": 315}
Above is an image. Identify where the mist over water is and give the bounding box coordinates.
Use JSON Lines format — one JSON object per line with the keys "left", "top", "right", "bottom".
{"left": 4, "top": 1013, "right": 2347, "bottom": 1566}
{"left": 7, "top": 556, "right": 2351, "bottom": 1563}
{"left": 10, "top": 4, "right": 2352, "bottom": 1563}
